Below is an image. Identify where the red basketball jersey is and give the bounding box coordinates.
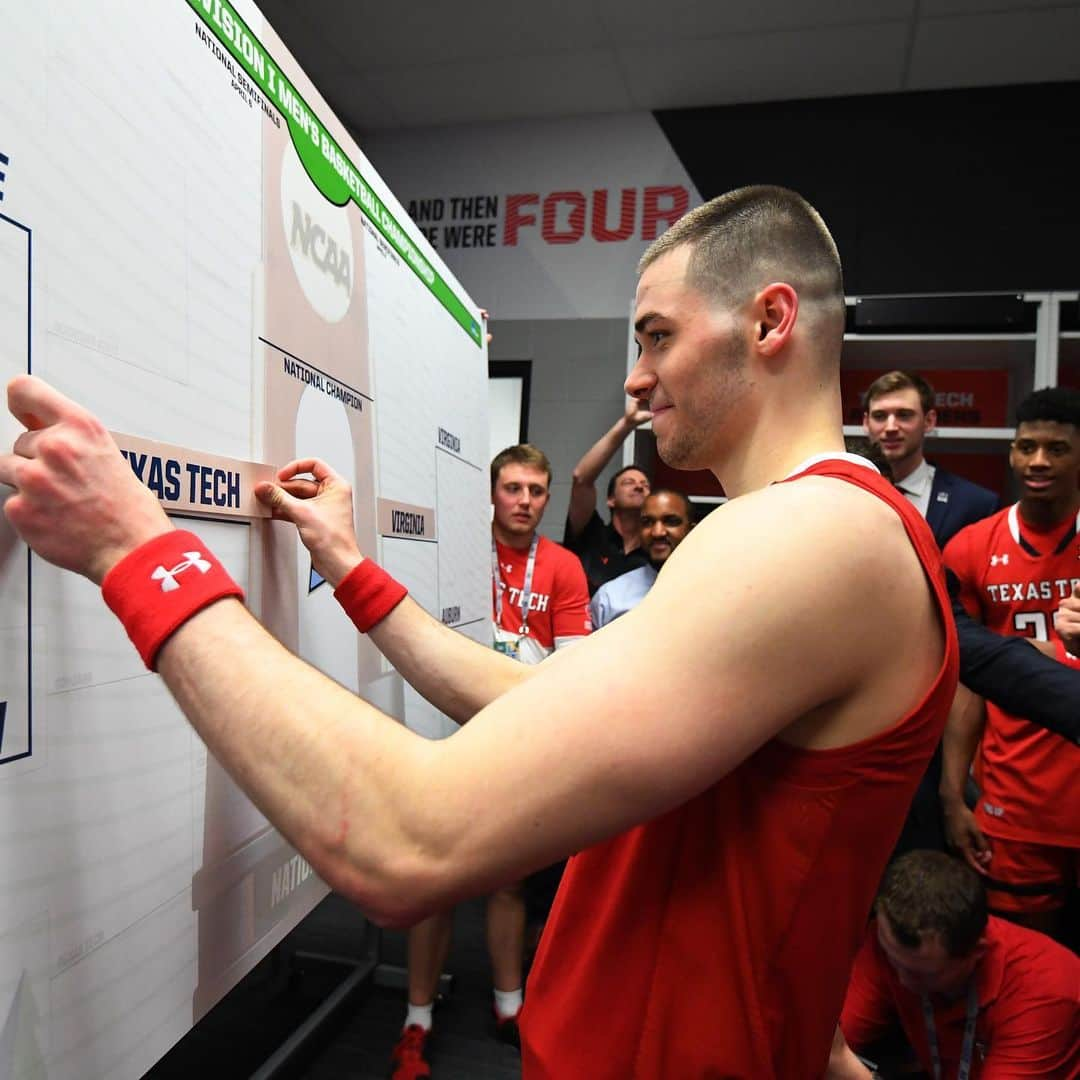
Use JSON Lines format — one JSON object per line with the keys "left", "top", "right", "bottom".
{"left": 519, "top": 457, "right": 958, "bottom": 1079}
{"left": 944, "top": 504, "right": 1080, "bottom": 846}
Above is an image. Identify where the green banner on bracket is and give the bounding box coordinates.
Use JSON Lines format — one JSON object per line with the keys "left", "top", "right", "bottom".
{"left": 185, "top": 0, "right": 482, "bottom": 347}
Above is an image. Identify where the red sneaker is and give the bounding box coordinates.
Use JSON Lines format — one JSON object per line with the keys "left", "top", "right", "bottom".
{"left": 390, "top": 1024, "right": 432, "bottom": 1080}
{"left": 493, "top": 1009, "right": 521, "bottom": 1050}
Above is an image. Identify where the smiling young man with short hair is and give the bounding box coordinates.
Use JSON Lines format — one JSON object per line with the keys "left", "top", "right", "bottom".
{"left": 942, "top": 387, "right": 1080, "bottom": 945}
{"left": 392, "top": 443, "right": 590, "bottom": 1079}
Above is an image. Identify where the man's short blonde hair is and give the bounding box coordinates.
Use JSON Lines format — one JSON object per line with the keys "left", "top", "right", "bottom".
{"left": 490, "top": 444, "right": 552, "bottom": 492}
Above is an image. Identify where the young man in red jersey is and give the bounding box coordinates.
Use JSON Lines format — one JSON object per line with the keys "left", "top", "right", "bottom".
{"left": 1, "top": 187, "right": 958, "bottom": 1077}
{"left": 392, "top": 444, "right": 589, "bottom": 1079}
{"left": 942, "top": 387, "right": 1080, "bottom": 943}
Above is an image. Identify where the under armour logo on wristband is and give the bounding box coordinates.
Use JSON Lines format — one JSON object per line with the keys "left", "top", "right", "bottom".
{"left": 152, "top": 552, "right": 212, "bottom": 592}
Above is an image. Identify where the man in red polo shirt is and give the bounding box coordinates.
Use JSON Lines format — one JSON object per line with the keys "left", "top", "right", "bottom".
{"left": 836, "top": 851, "right": 1079, "bottom": 1079}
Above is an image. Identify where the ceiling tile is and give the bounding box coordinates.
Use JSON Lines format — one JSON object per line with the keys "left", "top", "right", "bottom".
{"left": 265, "top": 0, "right": 611, "bottom": 72}
{"left": 921, "top": 0, "right": 1078, "bottom": 13}
{"left": 617, "top": 21, "right": 911, "bottom": 110}
{"left": 910, "top": 8, "right": 1080, "bottom": 88}
{"left": 360, "top": 49, "right": 633, "bottom": 129}
{"left": 596, "top": 0, "right": 916, "bottom": 44}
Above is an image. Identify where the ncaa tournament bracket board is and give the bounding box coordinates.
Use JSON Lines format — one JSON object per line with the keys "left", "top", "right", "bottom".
{"left": 0, "top": 2, "right": 491, "bottom": 1077}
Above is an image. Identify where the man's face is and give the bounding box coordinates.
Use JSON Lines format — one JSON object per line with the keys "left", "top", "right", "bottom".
{"left": 639, "top": 492, "right": 692, "bottom": 566}
{"left": 492, "top": 463, "right": 550, "bottom": 539}
{"left": 863, "top": 388, "right": 935, "bottom": 470}
{"left": 626, "top": 246, "right": 750, "bottom": 471}
{"left": 607, "top": 469, "right": 650, "bottom": 513}
{"left": 876, "top": 913, "right": 980, "bottom": 998}
{"left": 1009, "top": 420, "right": 1080, "bottom": 506}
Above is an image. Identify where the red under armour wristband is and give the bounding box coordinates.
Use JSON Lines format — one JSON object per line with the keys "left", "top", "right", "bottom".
{"left": 102, "top": 530, "right": 244, "bottom": 671}
{"left": 333, "top": 559, "right": 408, "bottom": 632}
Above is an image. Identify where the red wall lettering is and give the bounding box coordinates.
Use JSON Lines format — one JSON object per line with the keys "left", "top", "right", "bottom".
{"left": 503, "top": 193, "right": 540, "bottom": 246}
{"left": 642, "top": 185, "right": 690, "bottom": 241}
{"left": 541, "top": 191, "right": 586, "bottom": 244}
{"left": 591, "top": 188, "right": 636, "bottom": 242}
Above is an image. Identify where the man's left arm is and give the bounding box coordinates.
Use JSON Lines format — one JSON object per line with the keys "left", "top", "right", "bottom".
{"left": 0, "top": 382, "right": 938, "bottom": 931}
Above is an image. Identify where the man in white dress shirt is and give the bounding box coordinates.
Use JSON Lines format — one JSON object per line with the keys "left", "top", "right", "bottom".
{"left": 590, "top": 489, "right": 694, "bottom": 629}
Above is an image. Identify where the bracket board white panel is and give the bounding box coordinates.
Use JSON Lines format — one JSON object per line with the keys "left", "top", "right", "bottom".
{"left": 0, "top": 3, "right": 489, "bottom": 1077}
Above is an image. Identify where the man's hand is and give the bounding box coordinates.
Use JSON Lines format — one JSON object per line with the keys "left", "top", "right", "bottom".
{"left": 0, "top": 375, "right": 171, "bottom": 583}
{"left": 1057, "top": 583, "right": 1080, "bottom": 656}
{"left": 254, "top": 458, "right": 363, "bottom": 588}
{"left": 942, "top": 799, "right": 992, "bottom": 875}
{"left": 624, "top": 395, "right": 652, "bottom": 429}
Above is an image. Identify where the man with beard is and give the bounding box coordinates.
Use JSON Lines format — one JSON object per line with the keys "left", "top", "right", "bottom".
{"left": 0, "top": 186, "right": 958, "bottom": 1076}
{"left": 589, "top": 488, "right": 693, "bottom": 628}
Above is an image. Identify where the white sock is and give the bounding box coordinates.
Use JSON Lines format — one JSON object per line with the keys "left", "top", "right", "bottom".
{"left": 493, "top": 987, "right": 522, "bottom": 1020}
{"left": 404, "top": 1001, "right": 434, "bottom": 1031}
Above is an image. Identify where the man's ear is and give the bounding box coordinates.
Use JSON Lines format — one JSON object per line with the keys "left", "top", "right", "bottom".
{"left": 753, "top": 283, "right": 798, "bottom": 357}
{"left": 924, "top": 408, "right": 938, "bottom": 435}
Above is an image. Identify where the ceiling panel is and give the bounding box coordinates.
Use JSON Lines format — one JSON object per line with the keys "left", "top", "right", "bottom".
{"left": 253, "top": 0, "right": 1080, "bottom": 133}
{"left": 910, "top": 8, "right": 1080, "bottom": 88}
{"left": 361, "top": 49, "right": 633, "bottom": 128}
{"left": 262, "top": 0, "right": 610, "bottom": 71}
{"left": 921, "top": 0, "right": 1075, "bottom": 13}
{"left": 595, "top": 0, "right": 916, "bottom": 43}
{"left": 618, "top": 21, "right": 911, "bottom": 110}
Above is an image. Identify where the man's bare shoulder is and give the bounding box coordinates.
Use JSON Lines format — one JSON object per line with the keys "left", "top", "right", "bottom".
{"left": 659, "top": 475, "right": 918, "bottom": 592}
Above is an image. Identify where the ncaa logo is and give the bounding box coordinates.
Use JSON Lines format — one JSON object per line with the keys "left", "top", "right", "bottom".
{"left": 152, "top": 551, "right": 212, "bottom": 592}
{"left": 281, "top": 148, "right": 354, "bottom": 323}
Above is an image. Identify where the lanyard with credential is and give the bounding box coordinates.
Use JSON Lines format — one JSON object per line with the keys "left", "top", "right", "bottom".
{"left": 492, "top": 534, "right": 539, "bottom": 636}
{"left": 920, "top": 980, "right": 979, "bottom": 1080}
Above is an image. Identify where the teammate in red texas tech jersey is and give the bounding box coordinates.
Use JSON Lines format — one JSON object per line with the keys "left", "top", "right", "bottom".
{"left": 943, "top": 386, "right": 1080, "bottom": 939}
{"left": 392, "top": 443, "right": 590, "bottom": 1078}
{"left": 491, "top": 533, "right": 591, "bottom": 664}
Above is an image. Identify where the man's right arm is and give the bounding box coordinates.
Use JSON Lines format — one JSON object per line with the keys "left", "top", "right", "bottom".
{"left": 836, "top": 925, "right": 897, "bottom": 1078}
{"left": 954, "top": 601, "right": 1080, "bottom": 746}
{"left": 940, "top": 684, "right": 992, "bottom": 875}
{"left": 566, "top": 398, "right": 651, "bottom": 539}
{"left": 257, "top": 457, "right": 533, "bottom": 725}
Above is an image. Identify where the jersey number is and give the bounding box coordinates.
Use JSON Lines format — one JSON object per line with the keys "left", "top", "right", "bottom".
{"left": 1013, "top": 610, "right": 1061, "bottom": 640}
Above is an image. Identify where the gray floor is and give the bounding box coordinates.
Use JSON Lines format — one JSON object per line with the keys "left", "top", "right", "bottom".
{"left": 300, "top": 895, "right": 522, "bottom": 1080}
{"left": 143, "top": 892, "right": 522, "bottom": 1079}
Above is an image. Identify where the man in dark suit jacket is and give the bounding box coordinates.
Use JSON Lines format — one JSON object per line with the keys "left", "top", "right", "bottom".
{"left": 863, "top": 370, "right": 999, "bottom": 549}
{"left": 924, "top": 466, "right": 1001, "bottom": 549}
{"left": 864, "top": 370, "right": 1000, "bottom": 857}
